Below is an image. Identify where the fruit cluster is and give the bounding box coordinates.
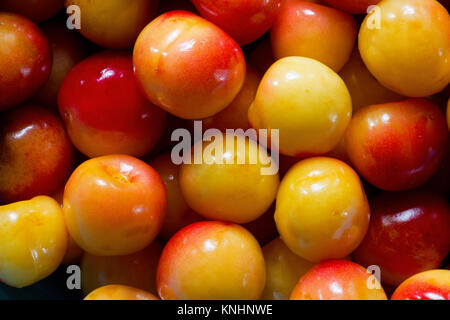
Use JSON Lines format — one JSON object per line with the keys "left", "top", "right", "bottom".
{"left": 0, "top": 0, "right": 449, "bottom": 301}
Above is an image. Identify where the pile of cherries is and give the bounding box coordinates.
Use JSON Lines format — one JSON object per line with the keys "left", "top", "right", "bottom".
{"left": 0, "top": 0, "right": 449, "bottom": 300}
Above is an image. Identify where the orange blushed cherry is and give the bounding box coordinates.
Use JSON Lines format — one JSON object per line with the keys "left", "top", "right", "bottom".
{"left": 133, "top": 10, "right": 246, "bottom": 120}
{"left": 62, "top": 155, "right": 167, "bottom": 256}
{"left": 271, "top": 0, "right": 357, "bottom": 72}
{"left": 0, "top": 13, "right": 52, "bottom": 111}
{"left": 157, "top": 221, "right": 266, "bottom": 300}
{"left": 391, "top": 270, "right": 450, "bottom": 300}
{"left": 290, "top": 260, "right": 387, "bottom": 300}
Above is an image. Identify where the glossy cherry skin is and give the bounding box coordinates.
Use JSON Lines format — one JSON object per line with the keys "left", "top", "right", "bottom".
{"left": 202, "top": 66, "right": 262, "bottom": 132}
{"left": 81, "top": 241, "right": 163, "bottom": 296}
{"left": 248, "top": 57, "right": 352, "bottom": 157}
{"left": 65, "top": 0, "right": 159, "bottom": 49}
{"left": 271, "top": 0, "right": 356, "bottom": 72}
{"left": 84, "top": 285, "right": 159, "bottom": 300}
{"left": 353, "top": 191, "right": 450, "bottom": 286}
{"left": 0, "top": 0, "right": 64, "bottom": 23}
{"left": 179, "top": 135, "right": 280, "bottom": 224}
{"left": 58, "top": 51, "right": 167, "bottom": 158}
{"left": 33, "top": 19, "right": 89, "bottom": 109}
{"left": 191, "top": 0, "right": 281, "bottom": 45}
{"left": 346, "top": 99, "right": 448, "bottom": 191}
{"left": 0, "top": 196, "right": 68, "bottom": 288}
{"left": 261, "top": 238, "right": 315, "bottom": 300}
{"left": 62, "top": 155, "right": 167, "bottom": 256}
{"left": 0, "top": 105, "right": 75, "bottom": 204}
{"left": 339, "top": 48, "right": 403, "bottom": 113}
{"left": 359, "top": 0, "right": 450, "bottom": 97}
{"left": 0, "top": 13, "right": 52, "bottom": 111}
{"left": 290, "top": 260, "right": 387, "bottom": 300}
{"left": 150, "top": 154, "right": 202, "bottom": 241}
{"left": 157, "top": 221, "right": 266, "bottom": 300}
{"left": 133, "top": 11, "right": 246, "bottom": 120}
{"left": 323, "top": 0, "right": 380, "bottom": 14}
{"left": 391, "top": 270, "right": 450, "bottom": 300}
{"left": 275, "top": 157, "right": 370, "bottom": 262}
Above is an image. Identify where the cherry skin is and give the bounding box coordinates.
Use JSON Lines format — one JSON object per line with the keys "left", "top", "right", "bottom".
{"left": 33, "top": 19, "right": 90, "bottom": 109}
{"left": 157, "top": 221, "right": 266, "bottom": 300}
{"left": 0, "top": 0, "right": 64, "bottom": 23}
{"left": 323, "top": 0, "right": 381, "bottom": 14}
{"left": 179, "top": 134, "right": 280, "bottom": 224}
{"left": 345, "top": 99, "right": 448, "bottom": 191}
{"left": 261, "top": 238, "right": 314, "bottom": 300}
{"left": 62, "top": 155, "right": 167, "bottom": 256}
{"left": 275, "top": 157, "right": 370, "bottom": 262}
{"left": 84, "top": 285, "right": 159, "bottom": 300}
{"left": 271, "top": 0, "right": 357, "bottom": 72}
{"left": 133, "top": 10, "right": 246, "bottom": 120}
{"left": 359, "top": 0, "right": 450, "bottom": 97}
{"left": 0, "top": 196, "right": 68, "bottom": 288}
{"left": 191, "top": 0, "right": 282, "bottom": 45}
{"left": 353, "top": 191, "right": 450, "bottom": 286}
{"left": 391, "top": 270, "right": 450, "bottom": 300}
{"left": 248, "top": 57, "right": 352, "bottom": 157}
{"left": 65, "top": 0, "right": 159, "bottom": 49}
{"left": 290, "top": 260, "right": 388, "bottom": 300}
{"left": 58, "top": 51, "right": 167, "bottom": 158}
{"left": 0, "top": 105, "right": 75, "bottom": 204}
{"left": 0, "top": 13, "right": 52, "bottom": 111}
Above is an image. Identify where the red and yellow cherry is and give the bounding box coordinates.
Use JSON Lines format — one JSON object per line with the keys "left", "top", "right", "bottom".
{"left": 150, "top": 154, "right": 202, "bottom": 241}
{"left": 248, "top": 38, "right": 275, "bottom": 74}
{"left": 0, "top": 0, "right": 64, "bottom": 23}
{"left": 353, "top": 191, "right": 450, "bottom": 286}
{"left": 339, "top": 48, "right": 403, "bottom": 113}
{"left": 242, "top": 205, "right": 278, "bottom": 246}
{"left": 275, "top": 157, "right": 370, "bottom": 262}
{"left": 191, "top": 0, "right": 281, "bottom": 45}
{"left": 202, "top": 66, "right": 262, "bottom": 132}
{"left": 179, "top": 134, "right": 280, "bottom": 224}
{"left": 84, "top": 285, "right": 159, "bottom": 300}
{"left": 290, "top": 260, "right": 387, "bottom": 300}
{"left": 0, "top": 105, "right": 74, "bottom": 204}
{"left": 81, "top": 241, "right": 163, "bottom": 296}
{"left": 64, "top": 0, "right": 159, "bottom": 49}
{"left": 323, "top": 0, "right": 380, "bottom": 14}
{"left": 271, "top": 0, "right": 356, "bottom": 72}
{"left": 58, "top": 51, "right": 167, "bottom": 158}
{"left": 33, "top": 19, "right": 89, "bottom": 109}
{"left": 0, "top": 13, "right": 51, "bottom": 111}
{"left": 359, "top": 0, "right": 450, "bottom": 97}
{"left": 62, "top": 155, "right": 167, "bottom": 256}
{"left": 261, "top": 238, "right": 315, "bottom": 300}
{"left": 157, "top": 221, "right": 266, "bottom": 300}
{"left": 133, "top": 11, "right": 246, "bottom": 120}
{"left": 391, "top": 270, "right": 450, "bottom": 300}
{"left": 0, "top": 196, "right": 68, "bottom": 288}
{"left": 346, "top": 99, "right": 448, "bottom": 191}
{"left": 248, "top": 57, "right": 352, "bottom": 157}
